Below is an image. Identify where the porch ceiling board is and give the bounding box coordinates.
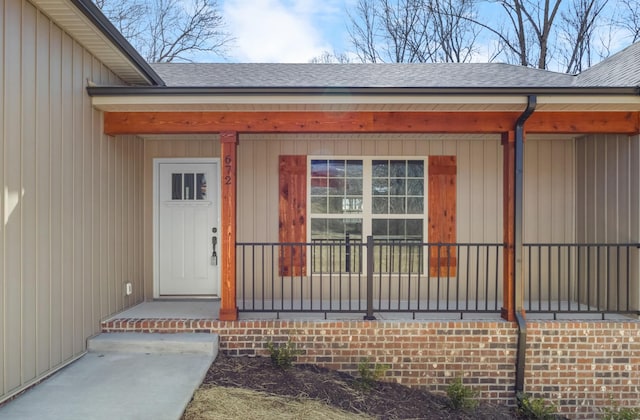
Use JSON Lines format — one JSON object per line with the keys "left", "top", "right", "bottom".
{"left": 103, "top": 111, "right": 640, "bottom": 136}
{"left": 90, "top": 94, "right": 640, "bottom": 113}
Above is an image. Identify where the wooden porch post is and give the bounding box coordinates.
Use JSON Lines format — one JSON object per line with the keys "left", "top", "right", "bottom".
{"left": 501, "top": 131, "right": 516, "bottom": 321}
{"left": 219, "top": 131, "right": 239, "bottom": 321}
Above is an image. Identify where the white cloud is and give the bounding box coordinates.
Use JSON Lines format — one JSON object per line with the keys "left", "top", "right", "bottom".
{"left": 223, "top": 0, "right": 339, "bottom": 62}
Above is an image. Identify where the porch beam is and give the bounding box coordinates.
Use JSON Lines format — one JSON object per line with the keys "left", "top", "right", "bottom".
{"left": 103, "top": 111, "right": 639, "bottom": 136}
{"left": 526, "top": 111, "right": 639, "bottom": 134}
{"left": 104, "top": 111, "right": 518, "bottom": 135}
{"left": 219, "top": 131, "right": 239, "bottom": 321}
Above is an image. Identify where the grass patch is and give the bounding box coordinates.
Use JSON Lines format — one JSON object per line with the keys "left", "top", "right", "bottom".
{"left": 182, "top": 386, "right": 373, "bottom": 420}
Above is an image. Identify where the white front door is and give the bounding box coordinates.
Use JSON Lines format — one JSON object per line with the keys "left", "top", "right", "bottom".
{"left": 156, "top": 161, "right": 219, "bottom": 296}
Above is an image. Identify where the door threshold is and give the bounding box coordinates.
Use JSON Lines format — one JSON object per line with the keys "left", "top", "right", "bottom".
{"left": 155, "top": 296, "right": 220, "bottom": 301}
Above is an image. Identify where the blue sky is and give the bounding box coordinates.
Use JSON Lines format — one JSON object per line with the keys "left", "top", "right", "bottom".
{"left": 220, "top": 0, "right": 354, "bottom": 62}
{"left": 217, "top": 0, "right": 513, "bottom": 64}
{"left": 216, "top": 0, "right": 633, "bottom": 67}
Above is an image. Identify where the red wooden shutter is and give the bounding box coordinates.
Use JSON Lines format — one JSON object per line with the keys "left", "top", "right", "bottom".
{"left": 428, "top": 156, "right": 457, "bottom": 277}
{"left": 279, "top": 155, "right": 307, "bottom": 276}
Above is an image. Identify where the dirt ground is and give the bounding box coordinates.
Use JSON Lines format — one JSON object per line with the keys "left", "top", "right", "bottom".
{"left": 182, "top": 353, "right": 521, "bottom": 420}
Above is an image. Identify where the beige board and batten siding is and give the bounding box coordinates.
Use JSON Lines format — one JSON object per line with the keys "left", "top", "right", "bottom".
{"left": 576, "top": 134, "right": 640, "bottom": 311}
{"left": 142, "top": 136, "right": 220, "bottom": 298}
{"left": 0, "top": 0, "right": 144, "bottom": 402}
{"left": 522, "top": 137, "right": 577, "bottom": 303}
{"left": 235, "top": 133, "right": 575, "bottom": 302}
{"left": 237, "top": 133, "right": 575, "bottom": 244}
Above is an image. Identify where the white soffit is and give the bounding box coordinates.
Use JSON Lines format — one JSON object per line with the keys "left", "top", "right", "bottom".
{"left": 536, "top": 95, "right": 640, "bottom": 111}
{"left": 140, "top": 133, "right": 576, "bottom": 142}
{"left": 31, "top": 0, "right": 153, "bottom": 85}
{"left": 91, "top": 93, "right": 640, "bottom": 112}
{"left": 91, "top": 94, "right": 529, "bottom": 112}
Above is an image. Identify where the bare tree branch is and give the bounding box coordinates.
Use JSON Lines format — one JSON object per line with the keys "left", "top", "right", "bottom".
{"left": 493, "top": 0, "right": 564, "bottom": 69}
{"left": 429, "top": 0, "right": 480, "bottom": 63}
{"left": 616, "top": 0, "right": 640, "bottom": 42}
{"left": 95, "top": 0, "right": 147, "bottom": 47}
{"left": 95, "top": 0, "right": 233, "bottom": 62}
{"left": 345, "top": 0, "right": 626, "bottom": 70}
{"left": 309, "top": 51, "right": 352, "bottom": 63}
{"left": 559, "top": 0, "right": 608, "bottom": 73}
{"left": 347, "top": 0, "right": 381, "bottom": 62}
{"left": 380, "top": 0, "right": 435, "bottom": 62}
{"left": 347, "top": 0, "right": 479, "bottom": 63}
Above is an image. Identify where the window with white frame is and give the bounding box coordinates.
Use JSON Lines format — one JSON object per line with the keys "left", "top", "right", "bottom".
{"left": 309, "top": 158, "right": 425, "bottom": 274}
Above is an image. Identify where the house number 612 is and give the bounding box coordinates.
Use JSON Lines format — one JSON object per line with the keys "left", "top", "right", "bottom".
{"left": 224, "top": 155, "right": 233, "bottom": 185}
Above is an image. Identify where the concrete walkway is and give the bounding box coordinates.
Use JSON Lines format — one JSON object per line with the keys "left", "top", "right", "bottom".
{"left": 0, "top": 333, "right": 218, "bottom": 420}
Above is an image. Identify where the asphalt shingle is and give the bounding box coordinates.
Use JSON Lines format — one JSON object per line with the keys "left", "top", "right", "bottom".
{"left": 151, "top": 62, "right": 576, "bottom": 88}
{"left": 150, "top": 42, "right": 639, "bottom": 89}
{"left": 574, "top": 42, "right": 640, "bottom": 87}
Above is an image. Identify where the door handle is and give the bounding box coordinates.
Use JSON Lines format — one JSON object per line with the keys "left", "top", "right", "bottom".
{"left": 211, "top": 235, "right": 218, "bottom": 266}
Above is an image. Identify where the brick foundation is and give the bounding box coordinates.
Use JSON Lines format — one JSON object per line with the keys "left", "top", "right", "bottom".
{"left": 526, "top": 321, "right": 640, "bottom": 418}
{"left": 102, "top": 318, "right": 640, "bottom": 418}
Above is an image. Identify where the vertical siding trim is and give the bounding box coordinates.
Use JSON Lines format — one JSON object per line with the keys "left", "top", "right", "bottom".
{"left": 60, "top": 31, "right": 74, "bottom": 361}
{"left": 34, "top": 6, "right": 50, "bottom": 381}
{"left": 4, "top": 0, "right": 24, "bottom": 392}
{"left": 72, "top": 40, "right": 84, "bottom": 354}
{"left": 0, "top": 0, "right": 6, "bottom": 398}
{"left": 81, "top": 46, "right": 92, "bottom": 343}
{"left": 21, "top": 0, "right": 38, "bottom": 384}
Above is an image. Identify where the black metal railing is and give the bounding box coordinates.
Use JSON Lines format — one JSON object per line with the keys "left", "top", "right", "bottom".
{"left": 237, "top": 240, "right": 366, "bottom": 313}
{"left": 367, "top": 238, "right": 504, "bottom": 316}
{"left": 236, "top": 237, "right": 504, "bottom": 317}
{"left": 311, "top": 235, "right": 363, "bottom": 274}
{"left": 523, "top": 243, "right": 640, "bottom": 315}
{"left": 237, "top": 240, "right": 640, "bottom": 317}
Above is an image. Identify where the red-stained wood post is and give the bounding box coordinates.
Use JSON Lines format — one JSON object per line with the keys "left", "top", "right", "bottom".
{"left": 501, "top": 131, "right": 516, "bottom": 322}
{"left": 219, "top": 131, "right": 239, "bottom": 321}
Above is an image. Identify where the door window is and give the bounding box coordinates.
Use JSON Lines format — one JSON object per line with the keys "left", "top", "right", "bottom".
{"left": 171, "top": 172, "right": 207, "bottom": 200}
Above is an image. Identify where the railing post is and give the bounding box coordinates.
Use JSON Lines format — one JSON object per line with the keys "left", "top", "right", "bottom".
{"left": 345, "top": 232, "right": 351, "bottom": 273}
{"left": 364, "top": 235, "right": 376, "bottom": 320}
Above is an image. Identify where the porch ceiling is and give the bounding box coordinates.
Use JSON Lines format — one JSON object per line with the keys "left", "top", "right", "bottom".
{"left": 91, "top": 94, "right": 640, "bottom": 113}
{"left": 137, "top": 132, "right": 576, "bottom": 141}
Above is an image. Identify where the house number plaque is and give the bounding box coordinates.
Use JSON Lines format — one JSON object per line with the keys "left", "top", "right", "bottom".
{"left": 224, "top": 155, "right": 233, "bottom": 185}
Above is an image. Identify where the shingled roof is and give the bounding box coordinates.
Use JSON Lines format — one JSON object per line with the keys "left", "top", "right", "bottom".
{"left": 149, "top": 43, "right": 640, "bottom": 90}
{"left": 151, "top": 62, "right": 575, "bottom": 88}
{"left": 574, "top": 42, "right": 640, "bottom": 87}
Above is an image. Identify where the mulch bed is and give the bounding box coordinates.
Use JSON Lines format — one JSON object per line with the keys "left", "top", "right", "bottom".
{"left": 199, "top": 353, "right": 521, "bottom": 419}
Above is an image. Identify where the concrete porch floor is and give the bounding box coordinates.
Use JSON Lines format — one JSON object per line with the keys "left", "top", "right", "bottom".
{"left": 107, "top": 299, "right": 221, "bottom": 320}
{"left": 107, "top": 300, "right": 506, "bottom": 322}
{"left": 105, "top": 299, "right": 631, "bottom": 324}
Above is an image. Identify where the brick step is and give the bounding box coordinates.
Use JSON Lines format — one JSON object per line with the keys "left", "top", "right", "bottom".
{"left": 102, "top": 318, "right": 219, "bottom": 333}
